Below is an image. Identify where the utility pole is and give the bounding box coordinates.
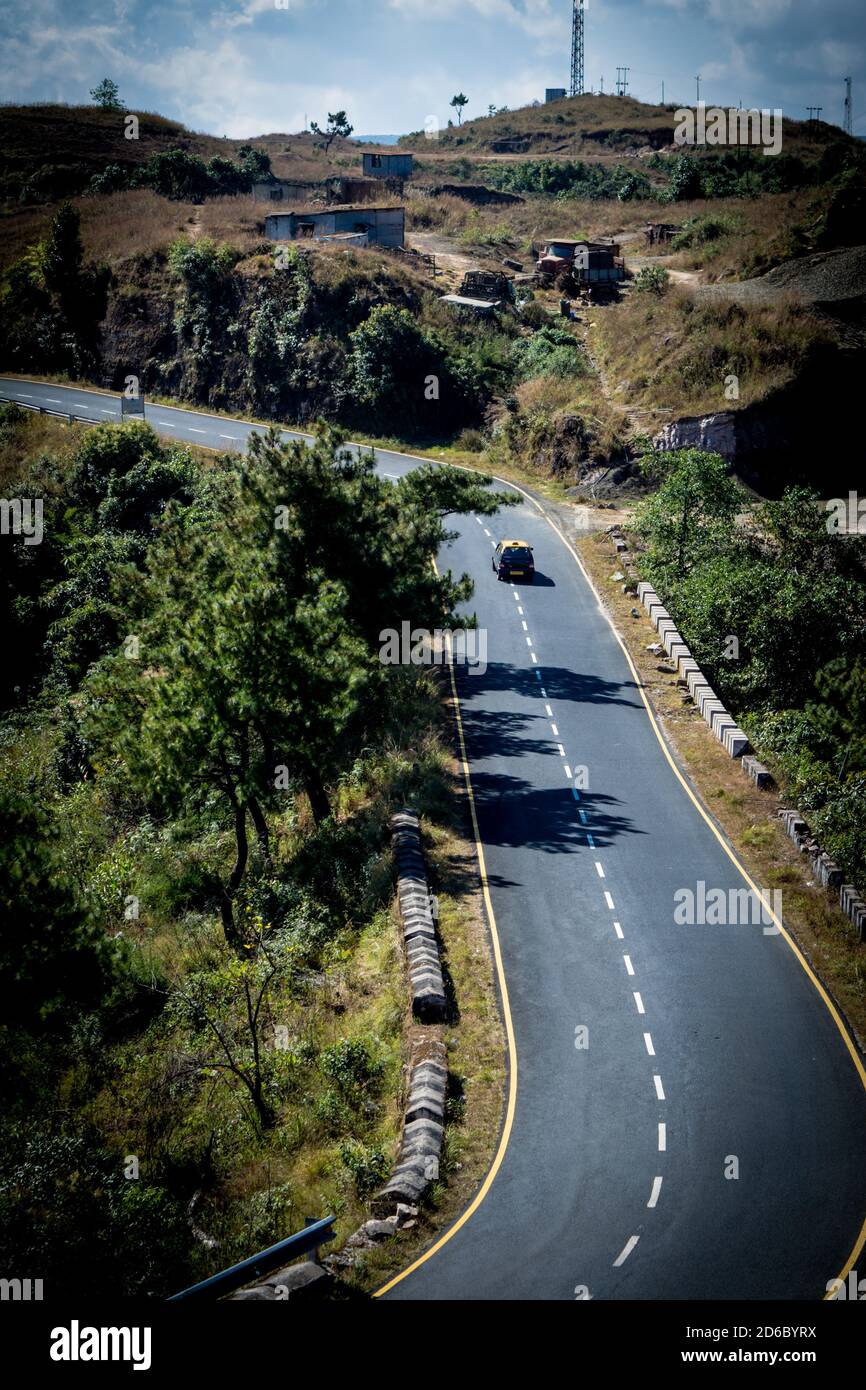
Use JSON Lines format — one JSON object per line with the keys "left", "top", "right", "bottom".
{"left": 615, "top": 66, "right": 630, "bottom": 98}
{"left": 843, "top": 76, "right": 853, "bottom": 136}
{"left": 600, "top": 75, "right": 604, "bottom": 95}
{"left": 806, "top": 105, "right": 823, "bottom": 133}
{"left": 695, "top": 74, "right": 701, "bottom": 104}
{"left": 661, "top": 80, "right": 665, "bottom": 106}
{"left": 570, "top": 0, "right": 585, "bottom": 98}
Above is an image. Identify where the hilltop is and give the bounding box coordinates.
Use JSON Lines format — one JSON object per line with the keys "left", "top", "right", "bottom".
{"left": 0, "top": 102, "right": 397, "bottom": 207}
{"left": 400, "top": 92, "right": 848, "bottom": 164}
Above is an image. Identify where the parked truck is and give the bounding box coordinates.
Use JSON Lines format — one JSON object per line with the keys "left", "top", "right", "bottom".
{"left": 535, "top": 238, "right": 625, "bottom": 299}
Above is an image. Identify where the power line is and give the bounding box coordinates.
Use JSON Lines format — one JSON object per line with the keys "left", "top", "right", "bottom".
{"left": 806, "top": 105, "right": 823, "bottom": 135}
{"left": 615, "top": 66, "right": 630, "bottom": 98}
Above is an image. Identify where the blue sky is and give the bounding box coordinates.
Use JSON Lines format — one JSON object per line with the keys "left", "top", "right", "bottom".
{"left": 2, "top": 0, "right": 864, "bottom": 138}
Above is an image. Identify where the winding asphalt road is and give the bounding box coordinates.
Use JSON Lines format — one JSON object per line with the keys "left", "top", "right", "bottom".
{"left": 4, "top": 377, "right": 866, "bottom": 1301}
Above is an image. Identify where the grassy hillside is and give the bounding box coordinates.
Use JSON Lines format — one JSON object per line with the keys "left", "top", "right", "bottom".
{"left": 2, "top": 99, "right": 864, "bottom": 494}
{"left": 0, "top": 102, "right": 392, "bottom": 208}
{"left": 402, "top": 92, "right": 847, "bottom": 163}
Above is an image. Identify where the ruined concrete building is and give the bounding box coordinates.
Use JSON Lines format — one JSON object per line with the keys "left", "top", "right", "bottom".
{"left": 265, "top": 203, "right": 406, "bottom": 249}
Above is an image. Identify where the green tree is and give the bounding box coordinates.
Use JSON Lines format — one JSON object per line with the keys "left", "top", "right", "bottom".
{"left": 634, "top": 449, "right": 745, "bottom": 581}
{"left": 167, "top": 919, "right": 285, "bottom": 1129}
{"left": 0, "top": 792, "right": 114, "bottom": 1031}
{"left": 310, "top": 111, "right": 353, "bottom": 152}
{"left": 42, "top": 201, "right": 84, "bottom": 297}
{"left": 450, "top": 93, "right": 469, "bottom": 126}
{"left": 237, "top": 144, "right": 272, "bottom": 182}
{"left": 667, "top": 153, "right": 704, "bottom": 201}
{"left": 809, "top": 658, "right": 866, "bottom": 777}
{"left": 90, "top": 77, "right": 123, "bottom": 110}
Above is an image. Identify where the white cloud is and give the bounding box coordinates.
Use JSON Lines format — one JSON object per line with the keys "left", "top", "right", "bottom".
{"left": 137, "top": 38, "right": 353, "bottom": 136}
{"left": 387, "top": 0, "right": 562, "bottom": 40}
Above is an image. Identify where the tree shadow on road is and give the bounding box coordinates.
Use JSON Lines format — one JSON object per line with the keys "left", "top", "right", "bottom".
{"left": 457, "top": 662, "right": 642, "bottom": 713}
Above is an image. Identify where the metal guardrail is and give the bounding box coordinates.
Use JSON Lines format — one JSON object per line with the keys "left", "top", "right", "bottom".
{"left": 0, "top": 391, "right": 100, "bottom": 425}
{"left": 167, "top": 1215, "right": 336, "bottom": 1302}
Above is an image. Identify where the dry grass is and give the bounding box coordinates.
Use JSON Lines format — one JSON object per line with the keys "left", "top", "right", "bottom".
{"left": 590, "top": 281, "right": 835, "bottom": 418}
{"left": 340, "top": 784, "right": 506, "bottom": 1294}
{"left": 400, "top": 91, "right": 846, "bottom": 165}
{"left": 407, "top": 192, "right": 672, "bottom": 262}
{"left": 0, "top": 190, "right": 272, "bottom": 274}
{"left": 652, "top": 189, "right": 818, "bottom": 281}
{"left": 0, "top": 407, "right": 81, "bottom": 488}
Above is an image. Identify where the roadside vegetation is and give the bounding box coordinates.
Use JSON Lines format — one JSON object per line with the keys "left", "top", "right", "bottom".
{"left": 0, "top": 404, "right": 513, "bottom": 1296}
{"left": 630, "top": 449, "right": 866, "bottom": 899}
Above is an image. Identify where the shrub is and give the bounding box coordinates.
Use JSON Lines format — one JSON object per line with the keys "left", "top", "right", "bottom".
{"left": 634, "top": 265, "right": 670, "bottom": 296}
{"left": 320, "top": 1038, "right": 383, "bottom": 1096}
{"left": 512, "top": 323, "right": 586, "bottom": 381}
{"left": 338, "top": 1139, "right": 388, "bottom": 1196}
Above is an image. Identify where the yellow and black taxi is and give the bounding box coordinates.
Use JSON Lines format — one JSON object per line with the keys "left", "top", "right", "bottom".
{"left": 492, "top": 539, "right": 535, "bottom": 583}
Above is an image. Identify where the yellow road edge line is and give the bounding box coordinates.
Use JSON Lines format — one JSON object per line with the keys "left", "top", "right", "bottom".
{"left": 521, "top": 495, "right": 866, "bottom": 1300}
{"left": 372, "top": 641, "right": 518, "bottom": 1298}
{"left": 12, "top": 379, "right": 864, "bottom": 1297}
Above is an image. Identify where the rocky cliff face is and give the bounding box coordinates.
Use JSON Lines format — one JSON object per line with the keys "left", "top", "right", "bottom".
{"left": 653, "top": 412, "right": 737, "bottom": 459}
{"left": 653, "top": 351, "right": 866, "bottom": 496}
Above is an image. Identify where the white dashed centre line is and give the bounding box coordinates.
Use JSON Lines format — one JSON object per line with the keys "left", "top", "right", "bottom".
{"left": 545, "top": 704, "right": 553, "bottom": 718}
{"left": 564, "top": 764, "right": 572, "bottom": 779}
{"left": 613, "top": 920, "right": 624, "bottom": 939}
{"left": 526, "top": 636, "right": 532, "bottom": 647}
{"left": 522, "top": 621, "right": 528, "bottom": 632}
{"left": 483, "top": 528, "right": 491, "bottom": 537}
{"left": 633, "top": 991, "right": 645, "bottom": 1014}
{"left": 623, "top": 954, "right": 635, "bottom": 976}
{"left": 654, "top": 1075, "right": 666, "bottom": 1101}
{"left": 557, "top": 743, "right": 565, "bottom": 757}
{"left": 604, "top": 891, "right": 615, "bottom": 910}
{"left": 578, "top": 809, "right": 588, "bottom": 823}
{"left": 658, "top": 1122, "right": 667, "bottom": 1152}
{"left": 595, "top": 861, "right": 605, "bottom": 878}
{"left": 647, "top": 1176, "right": 663, "bottom": 1210}
{"left": 613, "top": 1236, "right": 639, "bottom": 1268}
{"left": 189, "top": 428, "right": 206, "bottom": 435}
{"left": 550, "top": 723, "right": 559, "bottom": 737}
{"left": 530, "top": 652, "right": 538, "bottom": 664}
{"left": 643, "top": 1032, "right": 656, "bottom": 1057}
